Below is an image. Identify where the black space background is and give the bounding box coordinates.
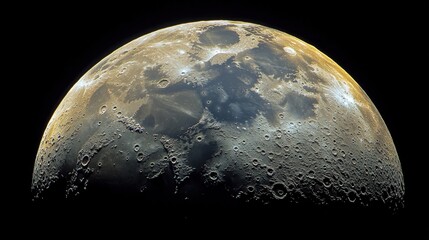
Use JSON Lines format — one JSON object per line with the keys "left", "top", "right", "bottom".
{"left": 7, "top": 1, "right": 428, "bottom": 237}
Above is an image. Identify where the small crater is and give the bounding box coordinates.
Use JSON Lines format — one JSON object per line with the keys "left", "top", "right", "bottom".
{"left": 348, "top": 191, "right": 357, "bottom": 202}
{"left": 323, "top": 177, "right": 331, "bottom": 187}
{"left": 81, "top": 155, "right": 90, "bottom": 167}
{"left": 264, "top": 134, "right": 270, "bottom": 141}
{"left": 209, "top": 171, "right": 218, "bottom": 181}
{"left": 99, "top": 105, "right": 107, "bottom": 114}
{"left": 267, "top": 167, "right": 274, "bottom": 176}
{"left": 252, "top": 159, "right": 259, "bottom": 166}
{"left": 134, "top": 144, "right": 140, "bottom": 152}
{"left": 272, "top": 182, "right": 287, "bottom": 199}
{"left": 157, "top": 78, "right": 170, "bottom": 88}
{"left": 295, "top": 145, "right": 300, "bottom": 152}
{"left": 247, "top": 186, "right": 255, "bottom": 193}
{"left": 137, "top": 152, "right": 144, "bottom": 162}
{"left": 119, "top": 67, "right": 127, "bottom": 74}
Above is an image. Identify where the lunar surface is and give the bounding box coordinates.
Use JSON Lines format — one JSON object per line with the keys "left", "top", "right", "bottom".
{"left": 32, "top": 20, "right": 404, "bottom": 210}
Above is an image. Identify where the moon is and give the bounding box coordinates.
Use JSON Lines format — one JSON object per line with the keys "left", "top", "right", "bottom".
{"left": 32, "top": 20, "right": 404, "bottom": 211}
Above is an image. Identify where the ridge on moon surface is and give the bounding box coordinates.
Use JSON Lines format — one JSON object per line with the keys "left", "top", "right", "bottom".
{"left": 32, "top": 20, "right": 404, "bottom": 213}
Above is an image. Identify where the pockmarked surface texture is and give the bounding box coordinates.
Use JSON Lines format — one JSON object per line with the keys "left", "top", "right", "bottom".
{"left": 32, "top": 20, "right": 404, "bottom": 210}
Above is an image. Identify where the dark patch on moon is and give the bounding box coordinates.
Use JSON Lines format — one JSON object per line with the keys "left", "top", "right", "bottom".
{"left": 241, "top": 42, "right": 298, "bottom": 80}
{"left": 303, "top": 85, "right": 318, "bottom": 93}
{"left": 199, "top": 58, "right": 275, "bottom": 123}
{"left": 187, "top": 141, "right": 219, "bottom": 171}
{"left": 142, "top": 114, "right": 155, "bottom": 128}
{"left": 199, "top": 25, "right": 240, "bottom": 47}
{"left": 301, "top": 65, "right": 326, "bottom": 84}
{"left": 134, "top": 90, "right": 203, "bottom": 137}
{"left": 281, "top": 91, "right": 317, "bottom": 119}
{"left": 124, "top": 82, "right": 146, "bottom": 103}
{"left": 144, "top": 65, "right": 168, "bottom": 81}
{"left": 87, "top": 85, "right": 111, "bottom": 113}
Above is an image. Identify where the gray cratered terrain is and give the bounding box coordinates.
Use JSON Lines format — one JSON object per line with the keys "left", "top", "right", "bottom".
{"left": 32, "top": 20, "right": 404, "bottom": 211}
